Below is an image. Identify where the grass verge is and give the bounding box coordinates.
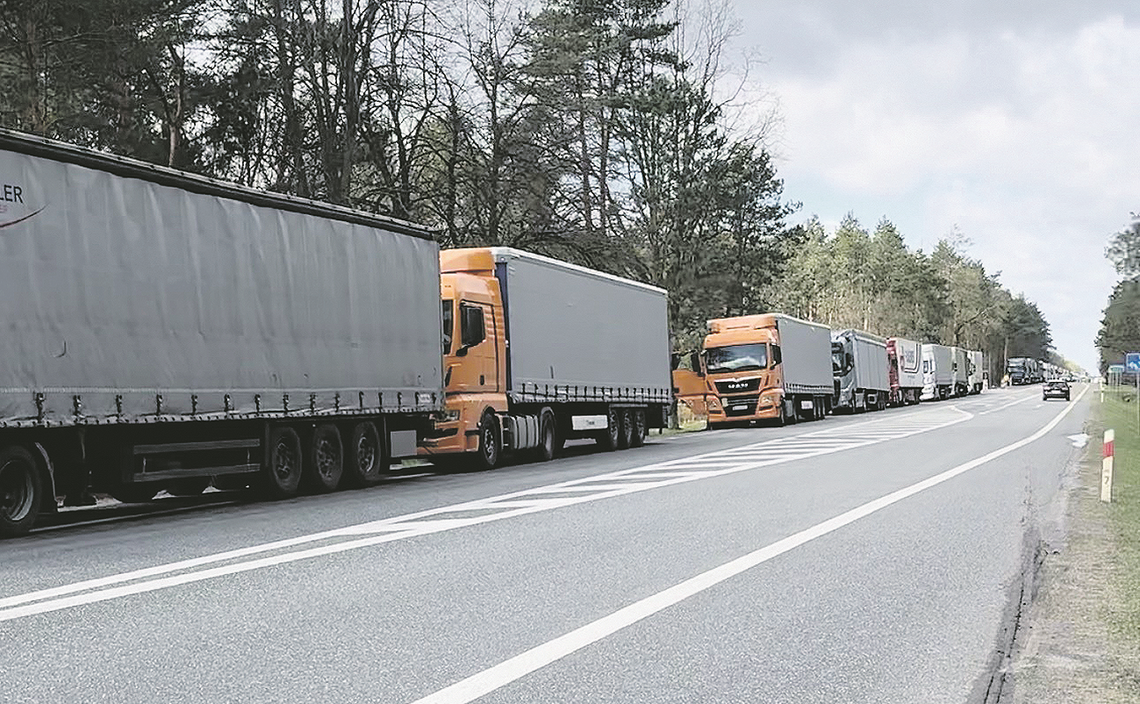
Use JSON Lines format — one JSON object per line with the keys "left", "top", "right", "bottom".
{"left": 1099, "top": 390, "right": 1140, "bottom": 648}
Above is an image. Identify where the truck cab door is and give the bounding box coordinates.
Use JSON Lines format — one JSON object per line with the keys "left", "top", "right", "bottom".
{"left": 458, "top": 301, "right": 497, "bottom": 392}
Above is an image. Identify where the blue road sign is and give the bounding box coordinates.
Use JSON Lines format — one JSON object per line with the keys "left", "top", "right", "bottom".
{"left": 1127, "top": 353, "right": 1140, "bottom": 372}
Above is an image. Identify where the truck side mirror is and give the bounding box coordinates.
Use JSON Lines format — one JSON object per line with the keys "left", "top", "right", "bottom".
{"left": 771, "top": 345, "right": 781, "bottom": 366}
{"left": 846, "top": 352, "right": 854, "bottom": 369}
{"left": 690, "top": 350, "right": 704, "bottom": 377}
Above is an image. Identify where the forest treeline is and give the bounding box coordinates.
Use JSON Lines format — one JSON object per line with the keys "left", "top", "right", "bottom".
{"left": 1099, "top": 215, "right": 1140, "bottom": 372}
{"left": 0, "top": 0, "right": 1053, "bottom": 374}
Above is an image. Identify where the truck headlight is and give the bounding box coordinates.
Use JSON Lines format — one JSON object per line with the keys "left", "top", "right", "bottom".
{"left": 758, "top": 396, "right": 774, "bottom": 407}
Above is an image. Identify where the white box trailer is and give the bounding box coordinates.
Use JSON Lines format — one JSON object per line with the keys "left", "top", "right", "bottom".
{"left": 831, "top": 329, "right": 890, "bottom": 412}
{"left": 922, "top": 344, "right": 954, "bottom": 401}
{"left": 0, "top": 128, "right": 443, "bottom": 536}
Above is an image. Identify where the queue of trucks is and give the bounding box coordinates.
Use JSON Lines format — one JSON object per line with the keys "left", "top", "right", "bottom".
{"left": 0, "top": 129, "right": 1015, "bottom": 537}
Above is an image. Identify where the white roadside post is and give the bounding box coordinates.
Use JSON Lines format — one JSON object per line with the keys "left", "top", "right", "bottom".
{"left": 1102, "top": 428, "right": 1115, "bottom": 503}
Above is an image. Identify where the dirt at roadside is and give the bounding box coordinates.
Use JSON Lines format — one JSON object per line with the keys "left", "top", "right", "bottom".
{"left": 1010, "top": 419, "right": 1140, "bottom": 702}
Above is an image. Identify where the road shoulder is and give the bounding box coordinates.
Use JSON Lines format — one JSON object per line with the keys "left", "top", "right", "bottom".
{"left": 1011, "top": 397, "right": 1140, "bottom": 702}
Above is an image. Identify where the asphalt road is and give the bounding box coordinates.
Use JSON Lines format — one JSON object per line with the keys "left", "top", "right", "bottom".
{"left": 0, "top": 385, "right": 1091, "bottom": 703}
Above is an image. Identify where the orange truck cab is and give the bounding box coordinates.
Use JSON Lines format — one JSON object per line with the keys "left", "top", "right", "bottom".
{"left": 420, "top": 247, "right": 672, "bottom": 469}
{"left": 680, "top": 313, "right": 834, "bottom": 428}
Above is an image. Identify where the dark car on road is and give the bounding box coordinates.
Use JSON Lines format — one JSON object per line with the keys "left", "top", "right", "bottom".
{"left": 1043, "top": 378, "right": 1070, "bottom": 401}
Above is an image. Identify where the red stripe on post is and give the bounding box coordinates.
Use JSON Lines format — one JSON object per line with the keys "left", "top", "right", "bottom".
{"left": 1105, "top": 441, "right": 1114, "bottom": 458}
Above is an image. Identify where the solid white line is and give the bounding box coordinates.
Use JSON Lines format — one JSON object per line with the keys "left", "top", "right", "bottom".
{"left": 407, "top": 385, "right": 1087, "bottom": 704}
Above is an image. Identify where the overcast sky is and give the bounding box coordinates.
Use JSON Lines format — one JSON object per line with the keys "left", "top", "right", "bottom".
{"left": 728, "top": 0, "right": 1137, "bottom": 370}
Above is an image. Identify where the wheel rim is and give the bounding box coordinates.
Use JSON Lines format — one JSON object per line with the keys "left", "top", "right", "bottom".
{"left": 357, "top": 433, "right": 377, "bottom": 476}
{"left": 316, "top": 436, "right": 340, "bottom": 480}
{"left": 0, "top": 458, "right": 34, "bottom": 523}
{"left": 274, "top": 440, "right": 297, "bottom": 482}
{"left": 608, "top": 410, "right": 620, "bottom": 444}
{"left": 482, "top": 418, "right": 497, "bottom": 463}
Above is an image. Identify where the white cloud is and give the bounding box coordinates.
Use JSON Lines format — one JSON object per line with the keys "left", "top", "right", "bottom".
{"left": 747, "top": 11, "right": 1140, "bottom": 369}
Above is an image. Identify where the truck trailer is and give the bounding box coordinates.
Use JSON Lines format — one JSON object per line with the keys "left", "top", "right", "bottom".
{"left": 967, "top": 350, "right": 985, "bottom": 394}
{"left": 886, "top": 337, "right": 923, "bottom": 406}
{"left": 419, "top": 248, "right": 672, "bottom": 469}
{"left": 950, "top": 346, "right": 970, "bottom": 397}
{"left": 698, "top": 314, "right": 833, "bottom": 427}
{"left": 831, "top": 329, "right": 891, "bottom": 412}
{"left": 921, "top": 344, "right": 954, "bottom": 401}
{"left": 0, "top": 129, "right": 443, "bottom": 536}
{"left": 1006, "top": 357, "right": 1037, "bottom": 385}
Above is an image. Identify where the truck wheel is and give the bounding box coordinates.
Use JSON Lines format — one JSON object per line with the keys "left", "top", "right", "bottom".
{"left": 0, "top": 446, "right": 42, "bottom": 537}
{"left": 536, "top": 409, "right": 557, "bottom": 462}
{"left": 303, "top": 424, "right": 344, "bottom": 493}
{"left": 618, "top": 409, "right": 634, "bottom": 450}
{"left": 261, "top": 426, "right": 303, "bottom": 498}
{"left": 598, "top": 406, "right": 622, "bottom": 451}
{"left": 475, "top": 411, "right": 501, "bottom": 470}
{"left": 630, "top": 408, "right": 647, "bottom": 447}
{"left": 345, "top": 421, "right": 387, "bottom": 487}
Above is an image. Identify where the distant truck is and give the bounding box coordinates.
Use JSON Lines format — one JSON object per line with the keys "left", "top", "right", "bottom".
{"left": 886, "top": 337, "right": 923, "bottom": 406}
{"left": 420, "top": 248, "right": 672, "bottom": 468}
{"left": 921, "top": 344, "right": 954, "bottom": 400}
{"left": 1006, "top": 357, "right": 1038, "bottom": 385}
{"left": 694, "top": 314, "right": 833, "bottom": 428}
{"left": 967, "top": 350, "right": 985, "bottom": 394}
{"left": 831, "top": 329, "right": 891, "bottom": 412}
{"left": 0, "top": 128, "right": 444, "bottom": 536}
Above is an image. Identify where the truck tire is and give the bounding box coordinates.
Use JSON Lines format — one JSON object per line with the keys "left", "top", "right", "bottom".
{"left": 618, "top": 409, "right": 634, "bottom": 450}
{"left": 536, "top": 408, "right": 557, "bottom": 462}
{"left": 630, "top": 408, "right": 647, "bottom": 447}
{"left": 0, "top": 446, "right": 42, "bottom": 537}
{"left": 344, "top": 421, "right": 387, "bottom": 487}
{"left": 303, "top": 424, "right": 344, "bottom": 493}
{"left": 598, "top": 406, "right": 622, "bottom": 451}
{"left": 475, "top": 410, "right": 501, "bottom": 470}
{"left": 261, "top": 426, "right": 303, "bottom": 498}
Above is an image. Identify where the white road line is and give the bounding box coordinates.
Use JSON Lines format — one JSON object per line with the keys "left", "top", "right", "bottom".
{"left": 407, "top": 385, "right": 1088, "bottom": 704}
{"left": 0, "top": 406, "right": 972, "bottom": 620}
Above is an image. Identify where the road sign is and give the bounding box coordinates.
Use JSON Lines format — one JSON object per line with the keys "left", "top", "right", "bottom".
{"left": 1128, "top": 353, "right": 1140, "bottom": 372}
{"left": 1109, "top": 364, "right": 1125, "bottom": 374}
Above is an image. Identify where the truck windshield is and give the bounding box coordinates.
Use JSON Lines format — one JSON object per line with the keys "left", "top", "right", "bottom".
{"left": 442, "top": 299, "right": 454, "bottom": 355}
{"left": 1007, "top": 360, "right": 1024, "bottom": 370}
{"left": 831, "top": 343, "right": 845, "bottom": 374}
{"left": 705, "top": 344, "right": 767, "bottom": 374}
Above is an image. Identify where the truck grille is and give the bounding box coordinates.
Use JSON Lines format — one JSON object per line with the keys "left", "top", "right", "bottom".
{"left": 715, "top": 378, "right": 760, "bottom": 394}
{"left": 723, "top": 395, "right": 759, "bottom": 417}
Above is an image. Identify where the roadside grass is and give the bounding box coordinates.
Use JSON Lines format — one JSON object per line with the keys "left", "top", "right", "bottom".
{"left": 1100, "top": 389, "right": 1140, "bottom": 648}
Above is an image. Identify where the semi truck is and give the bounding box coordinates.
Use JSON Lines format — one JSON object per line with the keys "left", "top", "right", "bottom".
{"left": 950, "top": 346, "right": 970, "bottom": 397}
{"left": 420, "top": 248, "right": 672, "bottom": 468}
{"left": 0, "top": 129, "right": 444, "bottom": 537}
{"left": 886, "top": 337, "right": 923, "bottom": 406}
{"left": 967, "top": 350, "right": 985, "bottom": 394}
{"left": 921, "top": 344, "right": 954, "bottom": 400}
{"left": 1006, "top": 357, "right": 1038, "bottom": 385}
{"left": 831, "top": 329, "right": 891, "bottom": 412}
{"left": 696, "top": 314, "right": 833, "bottom": 428}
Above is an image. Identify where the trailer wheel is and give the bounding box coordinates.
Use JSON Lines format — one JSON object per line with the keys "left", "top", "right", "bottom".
{"left": 598, "top": 406, "right": 622, "bottom": 451}
{"left": 261, "top": 426, "right": 303, "bottom": 498}
{"left": 345, "top": 421, "right": 387, "bottom": 487}
{"left": 536, "top": 409, "right": 557, "bottom": 462}
{"left": 617, "top": 409, "right": 634, "bottom": 450}
{"left": 0, "top": 446, "right": 42, "bottom": 537}
{"left": 475, "top": 410, "right": 501, "bottom": 470}
{"left": 630, "top": 408, "right": 647, "bottom": 447}
{"left": 304, "top": 424, "right": 344, "bottom": 493}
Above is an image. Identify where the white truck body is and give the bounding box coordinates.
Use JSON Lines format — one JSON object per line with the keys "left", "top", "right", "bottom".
{"left": 921, "top": 344, "right": 954, "bottom": 401}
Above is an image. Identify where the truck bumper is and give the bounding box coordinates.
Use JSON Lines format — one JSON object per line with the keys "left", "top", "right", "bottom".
{"left": 706, "top": 393, "right": 781, "bottom": 423}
